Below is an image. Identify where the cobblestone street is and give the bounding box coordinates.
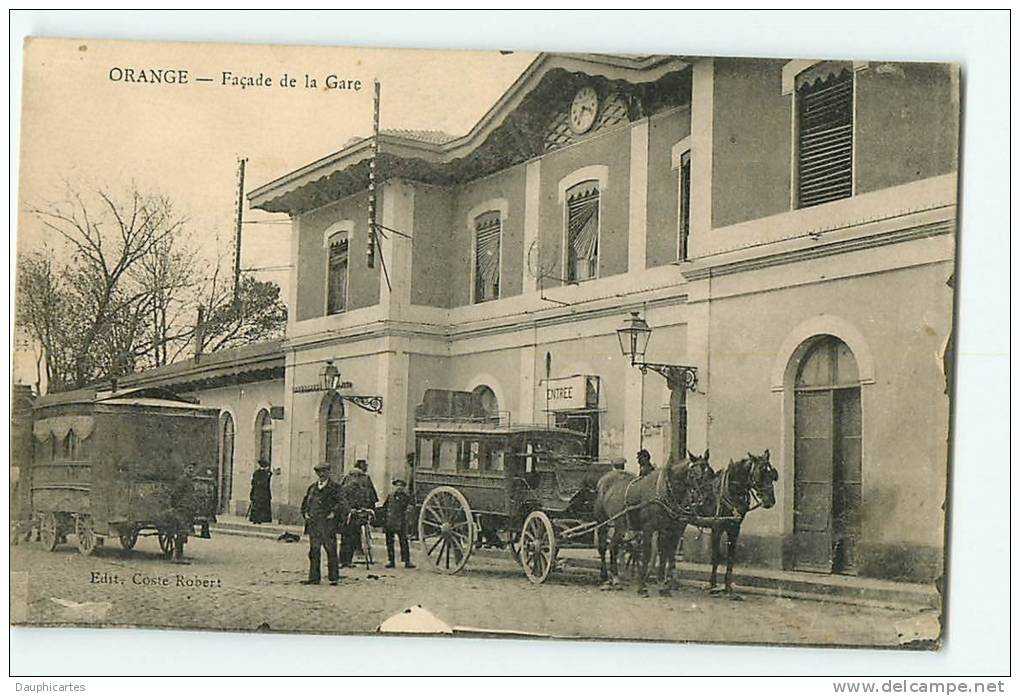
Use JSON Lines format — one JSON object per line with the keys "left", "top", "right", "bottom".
{"left": 10, "top": 532, "right": 937, "bottom": 647}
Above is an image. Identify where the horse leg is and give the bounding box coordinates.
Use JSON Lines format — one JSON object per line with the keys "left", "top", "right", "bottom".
{"left": 636, "top": 529, "right": 652, "bottom": 597}
{"left": 709, "top": 528, "right": 723, "bottom": 594}
{"left": 669, "top": 524, "right": 686, "bottom": 591}
{"left": 657, "top": 529, "right": 677, "bottom": 597}
{"left": 724, "top": 524, "right": 742, "bottom": 599}
{"left": 608, "top": 526, "right": 623, "bottom": 586}
{"left": 597, "top": 526, "right": 609, "bottom": 585}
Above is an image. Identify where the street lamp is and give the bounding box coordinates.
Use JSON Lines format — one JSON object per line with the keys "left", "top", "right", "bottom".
{"left": 319, "top": 360, "right": 341, "bottom": 391}
{"left": 616, "top": 311, "right": 698, "bottom": 460}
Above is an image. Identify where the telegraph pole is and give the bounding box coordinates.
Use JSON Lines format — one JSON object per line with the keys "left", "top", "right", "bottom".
{"left": 367, "top": 80, "right": 380, "bottom": 268}
{"left": 232, "top": 157, "right": 247, "bottom": 305}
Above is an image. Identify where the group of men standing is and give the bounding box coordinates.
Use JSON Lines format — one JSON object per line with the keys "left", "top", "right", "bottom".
{"left": 299, "top": 460, "right": 414, "bottom": 585}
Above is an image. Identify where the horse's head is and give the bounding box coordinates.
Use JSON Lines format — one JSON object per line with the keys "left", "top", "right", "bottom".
{"left": 746, "top": 449, "right": 778, "bottom": 509}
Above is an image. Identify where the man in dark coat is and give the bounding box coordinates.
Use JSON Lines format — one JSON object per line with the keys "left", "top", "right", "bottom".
{"left": 383, "top": 479, "right": 415, "bottom": 568}
{"left": 338, "top": 460, "right": 379, "bottom": 567}
{"left": 167, "top": 462, "right": 198, "bottom": 563}
{"left": 637, "top": 449, "right": 656, "bottom": 477}
{"left": 300, "top": 463, "right": 344, "bottom": 585}
{"left": 248, "top": 458, "right": 273, "bottom": 524}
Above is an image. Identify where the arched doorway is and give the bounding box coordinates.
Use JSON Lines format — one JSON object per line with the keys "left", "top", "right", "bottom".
{"left": 323, "top": 393, "right": 346, "bottom": 479}
{"left": 793, "top": 336, "right": 862, "bottom": 574}
{"left": 219, "top": 413, "right": 235, "bottom": 514}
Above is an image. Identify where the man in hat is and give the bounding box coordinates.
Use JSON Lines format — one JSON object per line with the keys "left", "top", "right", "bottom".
{"left": 300, "top": 463, "right": 344, "bottom": 585}
{"left": 167, "top": 462, "right": 198, "bottom": 564}
{"left": 610, "top": 457, "right": 627, "bottom": 471}
{"left": 637, "top": 449, "right": 656, "bottom": 477}
{"left": 382, "top": 479, "right": 415, "bottom": 568}
{"left": 338, "top": 459, "right": 379, "bottom": 567}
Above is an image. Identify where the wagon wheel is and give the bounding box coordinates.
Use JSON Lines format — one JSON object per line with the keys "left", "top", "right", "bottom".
{"left": 520, "top": 511, "right": 557, "bottom": 585}
{"left": 119, "top": 527, "right": 139, "bottom": 551}
{"left": 418, "top": 486, "right": 475, "bottom": 574}
{"left": 39, "top": 512, "right": 59, "bottom": 552}
{"left": 158, "top": 531, "right": 175, "bottom": 559}
{"left": 75, "top": 514, "right": 97, "bottom": 557}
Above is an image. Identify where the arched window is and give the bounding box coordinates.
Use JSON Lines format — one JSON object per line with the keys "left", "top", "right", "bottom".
{"left": 220, "top": 413, "right": 235, "bottom": 514}
{"left": 327, "top": 231, "right": 350, "bottom": 315}
{"left": 471, "top": 384, "right": 499, "bottom": 419}
{"left": 256, "top": 409, "right": 273, "bottom": 465}
{"left": 473, "top": 212, "right": 501, "bottom": 303}
{"left": 323, "top": 393, "right": 346, "bottom": 478}
{"left": 565, "top": 180, "right": 600, "bottom": 282}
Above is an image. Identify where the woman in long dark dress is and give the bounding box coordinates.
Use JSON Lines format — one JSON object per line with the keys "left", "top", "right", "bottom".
{"left": 248, "top": 459, "right": 273, "bottom": 524}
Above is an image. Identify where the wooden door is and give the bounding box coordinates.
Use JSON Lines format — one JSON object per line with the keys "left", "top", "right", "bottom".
{"left": 832, "top": 387, "right": 862, "bottom": 573}
{"left": 793, "top": 390, "right": 834, "bottom": 572}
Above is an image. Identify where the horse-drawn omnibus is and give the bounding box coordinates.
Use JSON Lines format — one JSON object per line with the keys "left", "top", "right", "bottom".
{"left": 412, "top": 389, "right": 613, "bottom": 584}
{"left": 26, "top": 386, "right": 220, "bottom": 557}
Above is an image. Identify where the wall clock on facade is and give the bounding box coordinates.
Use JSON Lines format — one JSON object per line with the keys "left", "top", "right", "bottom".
{"left": 569, "top": 86, "right": 599, "bottom": 134}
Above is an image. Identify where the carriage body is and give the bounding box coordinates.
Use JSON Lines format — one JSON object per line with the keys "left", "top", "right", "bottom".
{"left": 412, "top": 405, "right": 611, "bottom": 582}
{"left": 27, "top": 387, "right": 220, "bottom": 555}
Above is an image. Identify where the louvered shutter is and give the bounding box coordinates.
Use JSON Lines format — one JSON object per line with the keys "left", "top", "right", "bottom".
{"left": 327, "top": 235, "right": 349, "bottom": 314}
{"left": 474, "top": 212, "right": 501, "bottom": 302}
{"left": 797, "top": 68, "right": 853, "bottom": 208}
{"left": 566, "top": 183, "right": 600, "bottom": 281}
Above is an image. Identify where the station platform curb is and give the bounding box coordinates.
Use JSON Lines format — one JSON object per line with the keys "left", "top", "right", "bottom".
{"left": 210, "top": 516, "right": 941, "bottom": 612}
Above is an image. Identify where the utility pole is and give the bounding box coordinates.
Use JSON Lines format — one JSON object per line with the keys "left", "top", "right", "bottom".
{"left": 232, "top": 157, "right": 247, "bottom": 306}
{"left": 367, "top": 80, "right": 380, "bottom": 268}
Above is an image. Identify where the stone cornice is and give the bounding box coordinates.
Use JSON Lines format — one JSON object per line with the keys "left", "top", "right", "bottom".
{"left": 681, "top": 215, "right": 955, "bottom": 282}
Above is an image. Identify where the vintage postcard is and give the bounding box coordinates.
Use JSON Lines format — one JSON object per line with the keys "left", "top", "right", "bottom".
{"left": 11, "top": 37, "right": 959, "bottom": 649}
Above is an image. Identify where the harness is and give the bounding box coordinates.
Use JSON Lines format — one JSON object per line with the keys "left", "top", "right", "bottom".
{"left": 623, "top": 466, "right": 690, "bottom": 522}
{"left": 712, "top": 461, "right": 764, "bottom": 520}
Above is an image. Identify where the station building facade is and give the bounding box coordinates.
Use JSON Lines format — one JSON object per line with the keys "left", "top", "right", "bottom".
{"left": 211, "top": 53, "right": 956, "bottom": 583}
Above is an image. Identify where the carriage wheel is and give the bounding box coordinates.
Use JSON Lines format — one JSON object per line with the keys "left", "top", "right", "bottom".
{"left": 39, "top": 512, "right": 59, "bottom": 551}
{"left": 520, "top": 511, "right": 556, "bottom": 585}
{"left": 119, "top": 528, "right": 139, "bottom": 551}
{"left": 158, "top": 532, "right": 175, "bottom": 559}
{"left": 418, "top": 486, "right": 475, "bottom": 574}
{"left": 75, "top": 515, "right": 97, "bottom": 557}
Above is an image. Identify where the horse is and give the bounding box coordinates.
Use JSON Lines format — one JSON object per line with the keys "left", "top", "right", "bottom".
{"left": 594, "top": 450, "right": 710, "bottom": 597}
{"left": 681, "top": 450, "right": 778, "bottom": 597}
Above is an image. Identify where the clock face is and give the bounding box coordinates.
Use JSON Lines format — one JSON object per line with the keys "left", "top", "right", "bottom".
{"left": 569, "top": 86, "right": 599, "bottom": 134}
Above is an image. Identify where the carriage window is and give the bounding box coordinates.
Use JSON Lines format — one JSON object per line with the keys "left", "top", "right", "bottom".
{"left": 467, "top": 441, "right": 481, "bottom": 471}
{"left": 418, "top": 438, "right": 434, "bottom": 469}
{"left": 66, "top": 430, "right": 79, "bottom": 460}
{"left": 438, "top": 440, "right": 458, "bottom": 471}
{"left": 485, "top": 446, "right": 506, "bottom": 472}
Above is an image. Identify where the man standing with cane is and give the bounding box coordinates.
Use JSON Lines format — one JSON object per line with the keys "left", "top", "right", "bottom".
{"left": 300, "top": 463, "right": 344, "bottom": 586}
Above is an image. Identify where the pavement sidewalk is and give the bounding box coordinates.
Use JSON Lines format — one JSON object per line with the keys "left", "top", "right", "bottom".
{"left": 211, "top": 514, "right": 940, "bottom": 611}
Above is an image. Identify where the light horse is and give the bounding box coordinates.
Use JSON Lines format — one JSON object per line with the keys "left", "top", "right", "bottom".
{"left": 682, "top": 450, "right": 778, "bottom": 596}
{"left": 594, "top": 451, "right": 710, "bottom": 597}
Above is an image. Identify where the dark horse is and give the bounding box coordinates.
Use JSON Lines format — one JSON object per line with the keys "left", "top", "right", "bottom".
{"left": 682, "top": 450, "right": 778, "bottom": 596}
{"left": 594, "top": 451, "right": 710, "bottom": 596}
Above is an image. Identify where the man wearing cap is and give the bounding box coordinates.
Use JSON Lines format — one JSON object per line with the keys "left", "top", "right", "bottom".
{"left": 382, "top": 479, "right": 415, "bottom": 569}
{"left": 610, "top": 457, "right": 627, "bottom": 471}
{"left": 338, "top": 459, "right": 379, "bottom": 567}
{"left": 299, "top": 463, "right": 344, "bottom": 585}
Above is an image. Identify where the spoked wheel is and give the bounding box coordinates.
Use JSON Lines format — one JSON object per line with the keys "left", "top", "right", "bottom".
{"left": 158, "top": 532, "right": 175, "bottom": 559}
{"left": 520, "top": 511, "right": 557, "bottom": 585}
{"left": 39, "top": 512, "right": 59, "bottom": 551}
{"left": 119, "top": 527, "right": 139, "bottom": 551}
{"left": 418, "top": 486, "right": 475, "bottom": 574}
{"left": 75, "top": 514, "right": 97, "bottom": 557}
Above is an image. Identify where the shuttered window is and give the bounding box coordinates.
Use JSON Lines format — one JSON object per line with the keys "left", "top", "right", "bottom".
{"left": 566, "top": 181, "right": 600, "bottom": 282}
{"left": 327, "top": 234, "right": 349, "bottom": 315}
{"left": 796, "top": 66, "right": 853, "bottom": 208}
{"left": 677, "top": 151, "right": 691, "bottom": 261}
{"left": 473, "top": 212, "right": 501, "bottom": 303}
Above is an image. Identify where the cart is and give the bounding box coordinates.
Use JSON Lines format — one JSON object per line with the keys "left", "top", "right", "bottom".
{"left": 412, "top": 390, "right": 613, "bottom": 584}
{"left": 28, "top": 386, "right": 220, "bottom": 557}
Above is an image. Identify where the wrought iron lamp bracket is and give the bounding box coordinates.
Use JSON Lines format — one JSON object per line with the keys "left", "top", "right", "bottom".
{"left": 635, "top": 362, "right": 698, "bottom": 393}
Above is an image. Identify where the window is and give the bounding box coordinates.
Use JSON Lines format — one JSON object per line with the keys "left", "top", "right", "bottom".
{"left": 473, "top": 212, "right": 501, "bottom": 303}
{"left": 565, "top": 181, "right": 600, "bottom": 282}
{"left": 257, "top": 409, "right": 273, "bottom": 464}
{"left": 796, "top": 63, "right": 854, "bottom": 208}
{"left": 220, "top": 413, "right": 235, "bottom": 514}
{"left": 326, "top": 232, "right": 349, "bottom": 315}
{"left": 418, "top": 438, "right": 434, "bottom": 469}
{"left": 677, "top": 150, "right": 691, "bottom": 261}
{"left": 438, "top": 440, "right": 459, "bottom": 471}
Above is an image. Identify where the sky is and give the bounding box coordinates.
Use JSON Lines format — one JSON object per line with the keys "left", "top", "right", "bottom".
{"left": 16, "top": 38, "right": 536, "bottom": 298}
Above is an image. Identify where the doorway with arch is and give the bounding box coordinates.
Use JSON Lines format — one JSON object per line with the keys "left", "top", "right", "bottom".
{"left": 792, "top": 335, "right": 863, "bottom": 575}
